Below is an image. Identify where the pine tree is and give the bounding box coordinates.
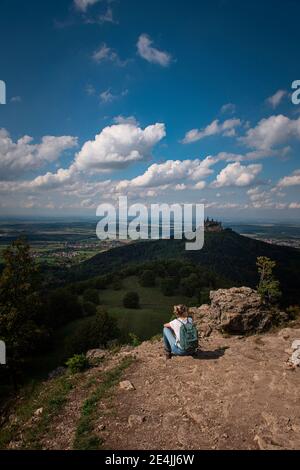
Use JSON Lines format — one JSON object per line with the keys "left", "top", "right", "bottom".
{"left": 0, "top": 239, "right": 43, "bottom": 388}
{"left": 256, "top": 256, "right": 281, "bottom": 305}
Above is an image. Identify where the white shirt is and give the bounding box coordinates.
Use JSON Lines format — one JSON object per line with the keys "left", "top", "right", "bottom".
{"left": 169, "top": 317, "right": 193, "bottom": 349}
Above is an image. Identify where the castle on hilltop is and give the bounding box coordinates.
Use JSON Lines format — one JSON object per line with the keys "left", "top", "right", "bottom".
{"left": 204, "top": 217, "right": 223, "bottom": 232}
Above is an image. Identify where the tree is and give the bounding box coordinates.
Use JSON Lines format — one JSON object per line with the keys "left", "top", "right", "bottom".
{"left": 83, "top": 288, "right": 100, "bottom": 305}
{"left": 44, "top": 287, "right": 82, "bottom": 328}
{"left": 64, "top": 310, "right": 120, "bottom": 356}
{"left": 256, "top": 256, "right": 281, "bottom": 305}
{"left": 123, "top": 292, "right": 140, "bottom": 309}
{"left": 0, "top": 239, "right": 44, "bottom": 387}
{"left": 139, "top": 270, "right": 155, "bottom": 287}
{"left": 160, "top": 277, "right": 176, "bottom": 296}
{"left": 82, "top": 301, "right": 97, "bottom": 317}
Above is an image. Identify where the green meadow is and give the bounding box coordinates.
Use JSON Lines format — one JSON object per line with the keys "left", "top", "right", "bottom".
{"left": 100, "top": 276, "right": 198, "bottom": 341}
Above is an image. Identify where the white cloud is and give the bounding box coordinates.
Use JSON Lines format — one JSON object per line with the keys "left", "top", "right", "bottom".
{"left": 213, "top": 162, "right": 262, "bottom": 187}
{"left": 194, "top": 181, "right": 206, "bottom": 190}
{"left": 28, "top": 167, "right": 77, "bottom": 190}
{"left": 0, "top": 129, "right": 78, "bottom": 181}
{"left": 116, "top": 157, "right": 215, "bottom": 191}
{"left": 241, "top": 114, "right": 300, "bottom": 150}
{"left": 98, "top": 7, "right": 116, "bottom": 24}
{"left": 113, "top": 116, "right": 139, "bottom": 126}
{"left": 182, "top": 118, "right": 241, "bottom": 144}
{"left": 2, "top": 122, "right": 166, "bottom": 192}
{"left": 92, "top": 43, "right": 127, "bottom": 66}
{"left": 221, "top": 103, "right": 236, "bottom": 114}
{"left": 289, "top": 202, "right": 300, "bottom": 209}
{"left": 266, "top": 90, "right": 287, "bottom": 109}
{"left": 99, "top": 88, "right": 128, "bottom": 103}
{"left": 74, "top": 0, "right": 100, "bottom": 12}
{"left": 74, "top": 122, "right": 166, "bottom": 172}
{"left": 278, "top": 169, "right": 300, "bottom": 187}
{"left": 137, "top": 34, "right": 172, "bottom": 67}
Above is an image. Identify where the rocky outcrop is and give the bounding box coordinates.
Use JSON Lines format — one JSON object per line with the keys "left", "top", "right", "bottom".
{"left": 190, "top": 287, "right": 279, "bottom": 335}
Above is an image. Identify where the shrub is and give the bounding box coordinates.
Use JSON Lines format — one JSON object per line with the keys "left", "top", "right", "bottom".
{"left": 82, "top": 301, "right": 97, "bottom": 317}
{"left": 160, "top": 278, "right": 176, "bottom": 296}
{"left": 139, "top": 270, "right": 156, "bottom": 287}
{"left": 83, "top": 289, "right": 99, "bottom": 305}
{"left": 64, "top": 311, "right": 120, "bottom": 357}
{"left": 128, "top": 333, "right": 141, "bottom": 347}
{"left": 66, "top": 354, "right": 89, "bottom": 374}
{"left": 123, "top": 292, "right": 140, "bottom": 309}
{"left": 44, "top": 288, "right": 82, "bottom": 329}
{"left": 112, "top": 276, "right": 122, "bottom": 290}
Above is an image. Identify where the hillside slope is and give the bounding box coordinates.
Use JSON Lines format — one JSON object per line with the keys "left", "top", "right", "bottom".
{"left": 3, "top": 327, "right": 300, "bottom": 450}
{"left": 71, "top": 230, "right": 300, "bottom": 304}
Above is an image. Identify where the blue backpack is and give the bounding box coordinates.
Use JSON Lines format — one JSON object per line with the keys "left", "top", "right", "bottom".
{"left": 178, "top": 318, "right": 198, "bottom": 352}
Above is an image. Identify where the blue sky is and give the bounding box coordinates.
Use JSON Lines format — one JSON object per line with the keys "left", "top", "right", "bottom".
{"left": 0, "top": 0, "right": 300, "bottom": 220}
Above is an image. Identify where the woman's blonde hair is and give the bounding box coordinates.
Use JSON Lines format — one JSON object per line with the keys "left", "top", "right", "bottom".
{"left": 173, "top": 304, "right": 188, "bottom": 318}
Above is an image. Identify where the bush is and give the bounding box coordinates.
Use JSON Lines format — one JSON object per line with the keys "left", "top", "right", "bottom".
{"left": 64, "top": 311, "right": 120, "bottom": 356}
{"left": 128, "top": 333, "right": 141, "bottom": 347}
{"left": 112, "top": 276, "right": 122, "bottom": 290}
{"left": 44, "top": 288, "right": 82, "bottom": 329}
{"left": 160, "top": 278, "right": 176, "bottom": 296}
{"left": 139, "top": 270, "right": 156, "bottom": 287}
{"left": 82, "top": 301, "right": 97, "bottom": 317}
{"left": 66, "top": 354, "right": 89, "bottom": 374}
{"left": 83, "top": 289, "right": 99, "bottom": 305}
{"left": 123, "top": 292, "right": 140, "bottom": 309}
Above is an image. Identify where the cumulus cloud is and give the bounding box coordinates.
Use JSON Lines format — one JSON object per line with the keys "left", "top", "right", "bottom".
{"left": 182, "top": 118, "right": 241, "bottom": 144}
{"left": 116, "top": 157, "right": 215, "bottom": 191}
{"left": 212, "top": 162, "right": 262, "bottom": 187}
{"left": 278, "top": 169, "right": 300, "bottom": 187}
{"left": 0, "top": 129, "right": 78, "bottom": 181}
{"left": 137, "top": 34, "right": 172, "bottom": 67}
{"left": 10, "top": 122, "right": 166, "bottom": 191}
{"left": 74, "top": 122, "right": 166, "bottom": 172}
{"left": 74, "top": 0, "right": 100, "bottom": 12}
{"left": 289, "top": 202, "right": 300, "bottom": 209}
{"left": 241, "top": 115, "right": 300, "bottom": 150}
{"left": 113, "top": 116, "right": 139, "bottom": 125}
{"left": 266, "top": 90, "right": 287, "bottom": 109}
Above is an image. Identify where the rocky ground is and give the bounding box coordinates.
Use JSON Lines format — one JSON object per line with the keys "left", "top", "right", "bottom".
{"left": 22, "top": 326, "right": 299, "bottom": 451}
{"left": 2, "top": 287, "right": 300, "bottom": 451}
{"left": 98, "top": 328, "right": 300, "bottom": 450}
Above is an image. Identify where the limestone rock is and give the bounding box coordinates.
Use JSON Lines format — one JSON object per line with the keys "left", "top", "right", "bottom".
{"left": 288, "top": 339, "right": 300, "bottom": 367}
{"left": 119, "top": 380, "right": 135, "bottom": 391}
{"left": 128, "top": 414, "right": 145, "bottom": 427}
{"left": 34, "top": 407, "right": 43, "bottom": 417}
{"left": 48, "top": 366, "right": 66, "bottom": 379}
{"left": 191, "top": 287, "right": 276, "bottom": 335}
{"left": 86, "top": 349, "right": 107, "bottom": 360}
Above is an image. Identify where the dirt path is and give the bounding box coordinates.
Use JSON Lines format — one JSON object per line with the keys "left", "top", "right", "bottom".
{"left": 96, "top": 328, "right": 300, "bottom": 450}
{"left": 8, "top": 327, "right": 300, "bottom": 450}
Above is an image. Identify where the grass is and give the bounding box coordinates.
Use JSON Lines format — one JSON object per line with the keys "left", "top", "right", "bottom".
{"left": 73, "top": 356, "right": 134, "bottom": 450}
{"left": 0, "top": 373, "right": 74, "bottom": 450}
{"left": 101, "top": 276, "right": 198, "bottom": 341}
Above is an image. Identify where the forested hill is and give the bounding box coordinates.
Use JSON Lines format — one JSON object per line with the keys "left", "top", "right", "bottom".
{"left": 70, "top": 229, "right": 300, "bottom": 305}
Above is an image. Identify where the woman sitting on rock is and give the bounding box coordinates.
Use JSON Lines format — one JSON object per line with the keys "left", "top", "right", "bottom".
{"left": 163, "top": 305, "right": 198, "bottom": 359}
